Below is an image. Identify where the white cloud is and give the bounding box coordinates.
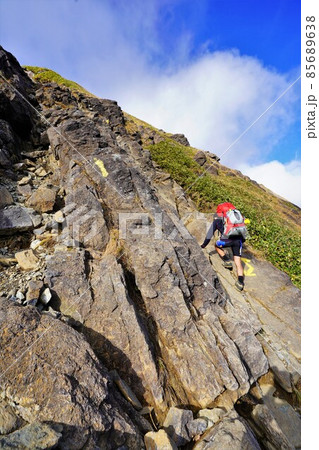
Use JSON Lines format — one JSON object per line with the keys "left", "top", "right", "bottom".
{"left": 90, "top": 47, "right": 300, "bottom": 207}
{"left": 101, "top": 50, "right": 299, "bottom": 167}
{"left": 238, "top": 160, "right": 301, "bottom": 206}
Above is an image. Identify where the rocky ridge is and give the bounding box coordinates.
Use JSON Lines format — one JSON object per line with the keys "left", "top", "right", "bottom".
{"left": 0, "top": 46, "right": 300, "bottom": 449}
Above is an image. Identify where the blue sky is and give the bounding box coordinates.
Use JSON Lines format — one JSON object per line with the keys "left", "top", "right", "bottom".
{"left": 0, "top": 0, "right": 301, "bottom": 204}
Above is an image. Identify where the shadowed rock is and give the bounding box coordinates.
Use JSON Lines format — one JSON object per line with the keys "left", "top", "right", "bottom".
{"left": 0, "top": 206, "right": 34, "bottom": 235}
{"left": 0, "top": 297, "right": 144, "bottom": 449}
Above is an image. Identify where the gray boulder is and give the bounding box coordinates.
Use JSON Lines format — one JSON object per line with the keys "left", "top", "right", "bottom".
{"left": 170, "top": 133, "right": 190, "bottom": 146}
{"left": 0, "top": 206, "right": 34, "bottom": 235}
{"left": 163, "top": 407, "right": 193, "bottom": 446}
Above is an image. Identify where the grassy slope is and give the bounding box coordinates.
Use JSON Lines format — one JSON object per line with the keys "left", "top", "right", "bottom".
{"left": 23, "top": 67, "right": 301, "bottom": 287}
{"left": 24, "top": 66, "right": 94, "bottom": 96}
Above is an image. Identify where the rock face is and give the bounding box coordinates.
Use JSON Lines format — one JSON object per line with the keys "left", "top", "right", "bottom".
{"left": 39, "top": 78, "right": 269, "bottom": 420}
{"left": 40, "top": 89, "right": 268, "bottom": 420}
{"left": 0, "top": 46, "right": 40, "bottom": 167}
{"left": 186, "top": 217, "right": 301, "bottom": 394}
{"left": 0, "top": 45, "right": 301, "bottom": 449}
{"left": 0, "top": 298, "right": 144, "bottom": 449}
{"left": 170, "top": 133, "right": 190, "bottom": 146}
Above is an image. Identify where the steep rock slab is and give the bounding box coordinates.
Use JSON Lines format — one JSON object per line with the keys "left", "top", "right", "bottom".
{"left": 123, "top": 236, "right": 267, "bottom": 410}
{"left": 258, "top": 384, "right": 301, "bottom": 448}
{"left": 45, "top": 250, "right": 166, "bottom": 415}
{"left": 251, "top": 404, "right": 294, "bottom": 450}
{"left": 0, "top": 298, "right": 144, "bottom": 449}
{"left": 208, "top": 249, "right": 301, "bottom": 389}
{"left": 45, "top": 249, "right": 93, "bottom": 323}
{"left": 61, "top": 166, "right": 109, "bottom": 251}
{"left": 0, "top": 46, "right": 41, "bottom": 168}
{"left": 86, "top": 253, "right": 166, "bottom": 413}
{"left": 185, "top": 215, "right": 301, "bottom": 391}
{"left": 40, "top": 85, "right": 268, "bottom": 414}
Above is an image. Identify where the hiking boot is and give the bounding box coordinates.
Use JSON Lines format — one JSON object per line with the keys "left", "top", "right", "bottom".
{"left": 235, "top": 280, "right": 244, "bottom": 291}
{"left": 223, "top": 260, "right": 233, "bottom": 270}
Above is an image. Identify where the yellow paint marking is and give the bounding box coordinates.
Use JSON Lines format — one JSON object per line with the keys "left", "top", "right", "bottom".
{"left": 94, "top": 158, "right": 108, "bottom": 177}
{"left": 242, "top": 258, "right": 256, "bottom": 277}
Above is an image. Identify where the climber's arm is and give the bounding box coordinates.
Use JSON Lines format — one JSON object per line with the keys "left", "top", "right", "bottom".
{"left": 201, "top": 220, "right": 217, "bottom": 248}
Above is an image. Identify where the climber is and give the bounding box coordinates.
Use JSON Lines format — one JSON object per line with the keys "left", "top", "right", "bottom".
{"left": 201, "top": 202, "right": 248, "bottom": 291}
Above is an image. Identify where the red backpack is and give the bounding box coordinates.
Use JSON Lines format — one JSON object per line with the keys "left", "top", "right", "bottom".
{"left": 216, "top": 202, "right": 236, "bottom": 216}
{"left": 216, "top": 203, "right": 249, "bottom": 239}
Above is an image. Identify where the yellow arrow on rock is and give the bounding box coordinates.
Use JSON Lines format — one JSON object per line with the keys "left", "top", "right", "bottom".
{"left": 242, "top": 258, "right": 256, "bottom": 277}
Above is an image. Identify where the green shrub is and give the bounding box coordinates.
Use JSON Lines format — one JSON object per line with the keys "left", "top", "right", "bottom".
{"left": 148, "top": 139, "right": 301, "bottom": 288}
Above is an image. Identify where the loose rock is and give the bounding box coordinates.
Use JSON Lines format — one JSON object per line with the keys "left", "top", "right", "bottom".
{"left": 34, "top": 167, "right": 48, "bottom": 177}
{"left": 26, "top": 186, "right": 56, "bottom": 213}
{"left": 15, "top": 249, "right": 38, "bottom": 270}
{"left": 53, "top": 210, "right": 64, "bottom": 223}
{"left": 17, "top": 184, "right": 32, "bottom": 198}
{"left": 16, "top": 290, "right": 25, "bottom": 300}
{"left": 30, "top": 239, "right": 41, "bottom": 250}
{"left": 186, "top": 418, "right": 208, "bottom": 438}
{"left": 26, "top": 280, "right": 43, "bottom": 301}
{"left": 18, "top": 176, "right": 31, "bottom": 186}
{"left": 0, "top": 186, "right": 14, "bottom": 208}
{"left": 144, "top": 429, "right": 178, "bottom": 450}
{"left": 0, "top": 206, "right": 34, "bottom": 235}
{"left": 39, "top": 287, "right": 52, "bottom": 305}
{"left": 163, "top": 407, "right": 193, "bottom": 446}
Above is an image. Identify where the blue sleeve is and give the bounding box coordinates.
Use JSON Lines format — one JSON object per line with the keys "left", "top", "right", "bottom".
{"left": 201, "top": 220, "right": 218, "bottom": 248}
